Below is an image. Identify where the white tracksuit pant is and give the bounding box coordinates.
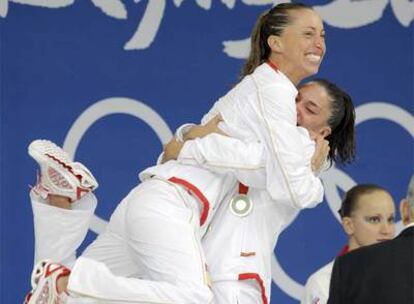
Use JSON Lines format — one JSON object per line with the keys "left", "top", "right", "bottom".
{"left": 32, "top": 178, "right": 212, "bottom": 303}
{"left": 31, "top": 186, "right": 265, "bottom": 304}
{"left": 32, "top": 186, "right": 298, "bottom": 304}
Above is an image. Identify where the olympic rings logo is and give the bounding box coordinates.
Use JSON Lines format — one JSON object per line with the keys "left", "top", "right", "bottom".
{"left": 62, "top": 98, "right": 173, "bottom": 233}
{"left": 63, "top": 98, "right": 413, "bottom": 300}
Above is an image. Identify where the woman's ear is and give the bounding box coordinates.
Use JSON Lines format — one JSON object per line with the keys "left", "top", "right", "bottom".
{"left": 319, "top": 126, "right": 332, "bottom": 139}
{"left": 400, "top": 199, "right": 410, "bottom": 225}
{"left": 342, "top": 217, "right": 354, "bottom": 236}
{"left": 267, "top": 35, "right": 283, "bottom": 53}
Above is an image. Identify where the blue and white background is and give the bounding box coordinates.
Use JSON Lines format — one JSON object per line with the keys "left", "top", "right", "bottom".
{"left": 1, "top": 0, "right": 413, "bottom": 302}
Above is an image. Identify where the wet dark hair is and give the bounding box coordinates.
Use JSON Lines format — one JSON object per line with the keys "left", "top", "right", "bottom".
{"left": 338, "top": 184, "right": 388, "bottom": 218}
{"left": 307, "top": 79, "right": 356, "bottom": 165}
{"left": 242, "top": 3, "right": 313, "bottom": 77}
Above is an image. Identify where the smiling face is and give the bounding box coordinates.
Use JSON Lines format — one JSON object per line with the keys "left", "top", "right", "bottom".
{"left": 268, "top": 8, "right": 326, "bottom": 85}
{"left": 343, "top": 190, "right": 396, "bottom": 251}
{"left": 296, "top": 82, "right": 332, "bottom": 138}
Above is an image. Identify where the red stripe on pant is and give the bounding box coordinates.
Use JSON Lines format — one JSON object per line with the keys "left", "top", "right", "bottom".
{"left": 168, "top": 177, "right": 210, "bottom": 226}
{"left": 238, "top": 273, "right": 268, "bottom": 304}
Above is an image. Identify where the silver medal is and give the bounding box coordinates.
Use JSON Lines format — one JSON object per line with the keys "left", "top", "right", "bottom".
{"left": 229, "top": 194, "right": 253, "bottom": 217}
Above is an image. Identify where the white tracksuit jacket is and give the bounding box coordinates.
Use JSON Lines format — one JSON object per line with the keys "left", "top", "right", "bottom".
{"left": 30, "top": 63, "right": 323, "bottom": 303}
{"left": 301, "top": 246, "right": 348, "bottom": 304}
{"left": 301, "top": 261, "right": 334, "bottom": 304}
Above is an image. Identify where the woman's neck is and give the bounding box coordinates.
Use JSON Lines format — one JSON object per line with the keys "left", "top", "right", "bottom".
{"left": 347, "top": 239, "right": 360, "bottom": 252}
{"left": 268, "top": 56, "right": 301, "bottom": 86}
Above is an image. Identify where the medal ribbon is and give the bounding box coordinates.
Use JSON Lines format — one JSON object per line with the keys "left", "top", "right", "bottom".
{"left": 239, "top": 182, "right": 249, "bottom": 195}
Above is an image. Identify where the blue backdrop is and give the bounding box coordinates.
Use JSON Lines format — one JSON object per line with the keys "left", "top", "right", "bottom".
{"left": 1, "top": 0, "right": 413, "bottom": 303}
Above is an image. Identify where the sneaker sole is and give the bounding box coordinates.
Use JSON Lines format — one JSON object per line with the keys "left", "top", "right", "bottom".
{"left": 28, "top": 140, "right": 81, "bottom": 199}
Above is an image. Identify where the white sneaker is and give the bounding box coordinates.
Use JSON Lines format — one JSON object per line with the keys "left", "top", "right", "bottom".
{"left": 28, "top": 139, "right": 98, "bottom": 202}
{"left": 24, "top": 260, "right": 70, "bottom": 304}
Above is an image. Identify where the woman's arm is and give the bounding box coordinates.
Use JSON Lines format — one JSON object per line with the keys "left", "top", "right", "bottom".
{"left": 164, "top": 77, "right": 328, "bottom": 208}
{"left": 163, "top": 117, "right": 328, "bottom": 192}
{"left": 162, "top": 117, "right": 267, "bottom": 189}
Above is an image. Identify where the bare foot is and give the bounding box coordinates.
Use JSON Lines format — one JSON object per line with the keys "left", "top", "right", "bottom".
{"left": 48, "top": 194, "right": 71, "bottom": 210}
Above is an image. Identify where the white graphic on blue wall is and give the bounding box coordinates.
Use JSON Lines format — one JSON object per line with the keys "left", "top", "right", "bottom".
{"left": 1, "top": 0, "right": 412, "bottom": 55}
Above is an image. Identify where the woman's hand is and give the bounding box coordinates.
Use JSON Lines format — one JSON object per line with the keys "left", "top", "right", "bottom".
{"left": 161, "top": 115, "right": 225, "bottom": 163}
{"left": 311, "top": 135, "right": 330, "bottom": 173}
{"left": 183, "top": 115, "right": 225, "bottom": 141}
{"left": 161, "top": 137, "right": 184, "bottom": 163}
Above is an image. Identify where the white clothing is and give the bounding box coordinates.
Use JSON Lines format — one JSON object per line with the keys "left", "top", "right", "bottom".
{"left": 180, "top": 63, "right": 323, "bottom": 208}
{"left": 404, "top": 222, "right": 414, "bottom": 229}
{"left": 30, "top": 63, "right": 324, "bottom": 303}
{"left": 212, "top": 280, "right": 264, "bottom": 304}
{"left": 201, "top": 187, "right": 299, "bottom": 303}
{"left": 139, "top": 160, "right": 236, "bottom": 235}
{"left": 175, "top": 63, "right": 323, "bottom": 302}
{"left": 31, "top": 192, "right": 97, "bottom": 267}
{"left": 33, "top": 179, "right": 213, "bottom": 303}
{"left": 301, "top": 261, "right": 334, "bottom": 304}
